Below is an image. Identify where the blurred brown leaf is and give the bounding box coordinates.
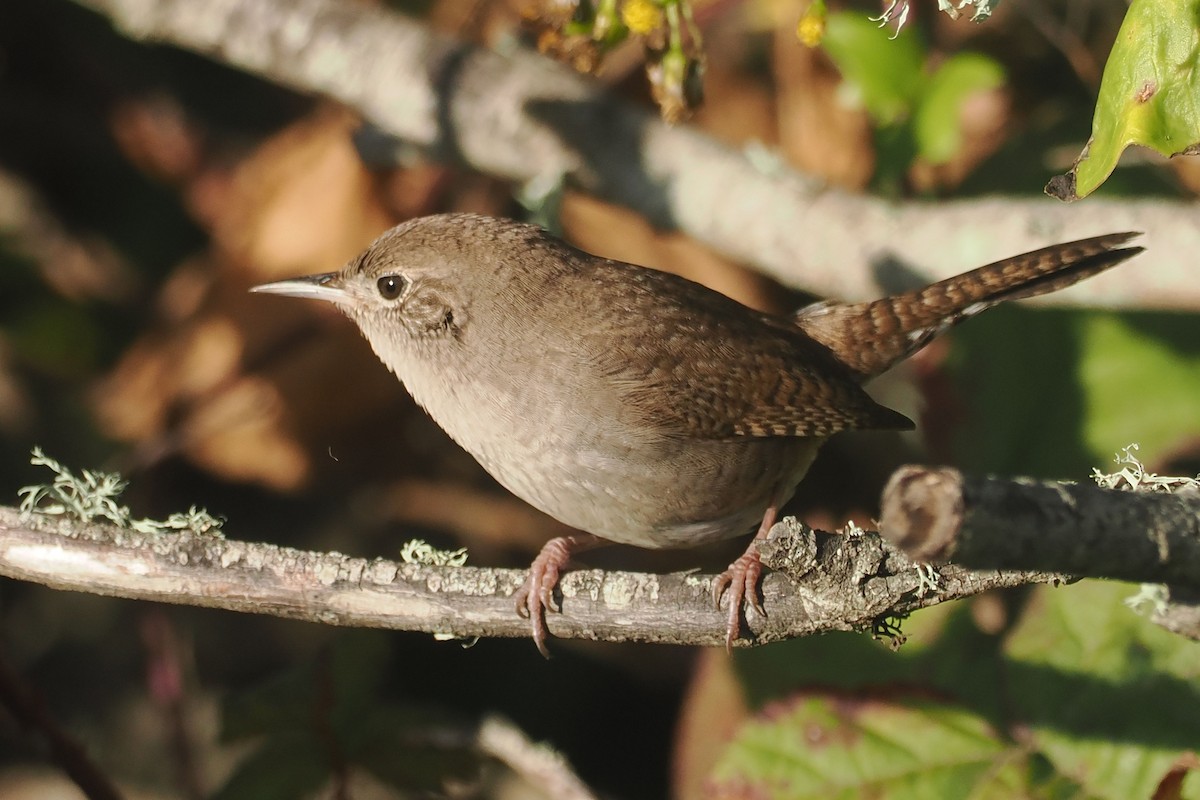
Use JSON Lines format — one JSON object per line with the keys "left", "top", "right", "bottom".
{"left": 212, "top": 106, "right": 393, "bottom": 279}
{"left": 109, "top": 93, "right": 204, "bottom": 183}
{"left": 692, "top": 49, "right": 776, "bottom": 149}
{"left": 93, "top": 107, "right": 399, "bottom": 490}
{"left": 379, "top": 478, "right": 571, "bottom": 558}
{"left": 674, "top": 649, "right": 749, "bottom": 800}
{"left": 772, "top": 25, "right": 875, "bottom": 190}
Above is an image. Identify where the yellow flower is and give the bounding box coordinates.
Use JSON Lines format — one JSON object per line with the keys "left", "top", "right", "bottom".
{"left": 622, "top": 0, "right": 664, "bottom": 34}
{"left": 796, "top": 2, "right": 826, "bottom": 48}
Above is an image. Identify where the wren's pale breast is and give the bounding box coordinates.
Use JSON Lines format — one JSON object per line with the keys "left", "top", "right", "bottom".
{"left": 313, "top": 214, "right": 902, "bottom": 549}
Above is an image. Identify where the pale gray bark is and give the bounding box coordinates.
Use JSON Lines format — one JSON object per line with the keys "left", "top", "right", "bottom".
{"left": 0, "top": 507, "right": 1056, "bottom": 649}
{"left": 73, "top": 0, "right": 1200, "bottom": 310}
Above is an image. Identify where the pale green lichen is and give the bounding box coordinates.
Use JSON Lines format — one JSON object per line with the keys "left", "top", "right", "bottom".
{"left": 17, "top": 447, "right": 224, "bottom": 537}
{"left": 937, "top": 0, "right": 1000, "bottom": 22}
{"left": 433, "top": 632, "right": 479, "bottom": 647}
{"left": 914, "top": 563, "right": 942, "bottom": 598}
{"left": 399, "top": 538, "right": 468, "bottom": 567}
{"left": 867, "top": 0, "right": 910, "bottom": 39}
{"left": 131, "top": 505, "right": 224, "bottom": 536}
{"left": 1091, "top": 443, "right": 1200, "bottom": 494}
{"left": 1124, "top": 583, "right": 1170, "bottom": 616}
{"left": 871, "top": 0, "right": 999, "bottom": 38}
{"left": 1092, "top": 445, "right": 1197, "bottom": 619}
{"left": 871, "top": 615, "right": 908, "bottom": 650}
{"left": 840, "top": 519, "right": 868, "bottom": 538}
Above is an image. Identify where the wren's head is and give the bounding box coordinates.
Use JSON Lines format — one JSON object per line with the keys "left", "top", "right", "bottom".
{"left": 250, "top": 214, "right": 507, "bottom": 374}
{"left": 253, "top": 213, "right": 593, "bottom": 375}
{"left": 252, "top": 212, "right": 611, "bottom": 495}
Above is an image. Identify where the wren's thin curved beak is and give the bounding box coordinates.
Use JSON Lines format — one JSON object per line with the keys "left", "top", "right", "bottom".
{"left": 251, "top": 273, "right": 346, "bottom": 304}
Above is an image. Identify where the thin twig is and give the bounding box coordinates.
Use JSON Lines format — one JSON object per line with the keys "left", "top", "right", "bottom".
{"left": 138, "top": 611, "right": 203, "bottom": 800}
{"left": 477, "top": 716, "right": 597, "bottom": 800}
{"left": 0, "top": 648, "right": 125, "bottom": 800}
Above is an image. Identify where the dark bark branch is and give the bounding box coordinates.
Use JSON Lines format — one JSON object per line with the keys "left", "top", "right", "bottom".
{"left": 72, "top": 0, "right": 1200, "bottom": 311}
{"left": 879, "top": 466, "right": 1200, "bottom": 584}
{"left": 879, "top": 466, "right": 1200, "bottom": 640}
{"left": 0, "top": 507, "right": 1056, "bottom": 649}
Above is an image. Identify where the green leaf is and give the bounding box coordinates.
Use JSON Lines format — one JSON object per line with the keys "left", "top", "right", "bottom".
{"left": 727, "top": 582, "right": 1200, "bottom": 796}
{"left": 733, "top": 602, "right": 1007, "bottom": 717}
{"left": 914, "top": 53, "right": 1005, "bottom": 164}
{"left": 822, "top": 12, "right": 925, "bottom": 125}
{"left": 218, "top": 633, "right": 483, "bottom": 795}
{"left": 1077, "top": 313, "right": 1200, "bottom": 465}
{"left": 1005, "top": 581, "right": 1200, "bottom": 800}
{"left": 1047, "top": 0, "right": 1200, "bottom": 200}
{"left": 220, "top": 660, "right": 319, "bottom": 740}
{"left": 945, "top": 306, "right": 1093, "bottom": 478}
{"left": 709, "top": 696, "right": 1023, "bottom": 799}
{"left": 945, "top": 307, "right": 1200, "bottom": 479}
{"left": 8, "top": 300, "right": 102, "bottom": 375}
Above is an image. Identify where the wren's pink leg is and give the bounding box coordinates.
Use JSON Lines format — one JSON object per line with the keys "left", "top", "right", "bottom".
{"left": 515, "top": 534, "right": 604, "bottom": 657}
{"left": 712, "top": 503, "right": 779, "bottom": 652}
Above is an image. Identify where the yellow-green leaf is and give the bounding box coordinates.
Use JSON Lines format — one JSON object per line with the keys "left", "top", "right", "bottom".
{"left": 1005, "top": 581, "right": 1200, "bottom": 800}
{"left": 709, "top": 697, "right": 1026, "bottom": 799}
{"left": 822, "top": 12, "right": 925, "bottom": 125}
{"left": 1047, "top": 0, "right": 1200, "bottom": 200}
{"left": 915, "top": 52, "right": 1005, "bottom": 164}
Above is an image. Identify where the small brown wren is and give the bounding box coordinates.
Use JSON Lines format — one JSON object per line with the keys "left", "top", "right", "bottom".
{"left": 253, "top": 214, "right": 1143, "bottom": 655}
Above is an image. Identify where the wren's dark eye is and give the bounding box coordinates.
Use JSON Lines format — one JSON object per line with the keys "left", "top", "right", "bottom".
{"left": 376, "top": 275, "right": 406, "bottom": 300}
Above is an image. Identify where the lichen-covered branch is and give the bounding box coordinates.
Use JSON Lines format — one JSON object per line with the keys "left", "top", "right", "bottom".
{"left": 73, "top": 0, "right": 1200, "bottom": 311}
{"left": 0, "top": 507, "right": 1055, "bottom": 649}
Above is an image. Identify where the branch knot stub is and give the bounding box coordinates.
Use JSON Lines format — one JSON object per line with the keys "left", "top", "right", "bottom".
{"left": 759, "top": 518, "right": 819, "bottom": 579}
{"left": 880, "top": 465, "right": 964, "bottom": 561}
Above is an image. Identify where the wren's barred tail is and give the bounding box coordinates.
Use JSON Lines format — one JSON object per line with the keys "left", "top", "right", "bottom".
{"left": 794, "top": 232, "right": 1144, "bottom": 380}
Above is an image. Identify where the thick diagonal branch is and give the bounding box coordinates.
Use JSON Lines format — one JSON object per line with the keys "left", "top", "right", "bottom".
{"left": 73, "top": 0, "right": 1199, "bottom": 310}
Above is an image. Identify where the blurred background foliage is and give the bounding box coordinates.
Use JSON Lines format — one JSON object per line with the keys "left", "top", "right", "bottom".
{"left": 1, "top": 0, "right": 1199, "bottom": 798}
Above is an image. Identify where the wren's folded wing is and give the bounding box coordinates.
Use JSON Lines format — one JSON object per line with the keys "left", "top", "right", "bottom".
{"left": 586, "top": 266, "right": 914, "bottom": 441}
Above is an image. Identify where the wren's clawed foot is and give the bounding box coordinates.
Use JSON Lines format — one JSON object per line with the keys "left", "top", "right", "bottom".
{"left": 713, "top": 505, "right": 779, "bottom": 651}
{"left": 712, "top": 549, "right": 766, "bottom": 652}
{"left": 515, "top": 534, "right": 602, "bottom": 657}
